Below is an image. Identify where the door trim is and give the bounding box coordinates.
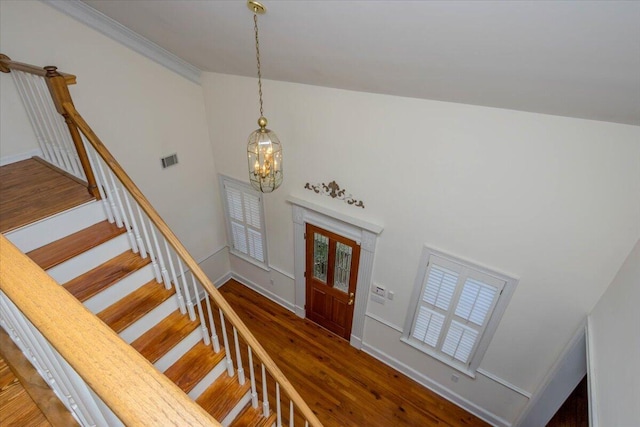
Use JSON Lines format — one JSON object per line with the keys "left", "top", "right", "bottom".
{"left": 288, "top": 196, "right": 383, "bottom": 349}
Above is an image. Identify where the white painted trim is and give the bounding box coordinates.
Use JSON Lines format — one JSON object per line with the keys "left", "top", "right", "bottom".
{"left": 213, "top": 272, "right": 234, "bottom": 289}
{"left": 286, "top": 195, "right": 384, "bottom": 234}
{"left": 41, "top": 0, "right": 201, "bottom": 84}
{"left": 289, "top": 200, "right": 382, "bottom": 349}
{"left": 269, "top": 264, "right": 295, "bottom": 281}
{"left": 230, "top": 273, "right": 296, "bottom": 313}
{"left": 586, "top": 317, "right": 598, "bottom": 427}
{"left": 514, "top": 320, "right": 587, "bottom": 427}
{"left": 195, "top": 245, "right": 227, "bottom": 266}
{"left": 0, "top": 149, "right": 42, "bottom": 166}
{"left": 361, "top": 342, "right": 511, "bottom": 427}
{"left": 365, "top": 312, "right": 404, "bottom": 333}
{"left": 477, "top": 369, "right": 531, "bottom": 399}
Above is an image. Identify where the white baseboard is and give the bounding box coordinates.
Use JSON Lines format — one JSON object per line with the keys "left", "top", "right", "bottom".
{"left": 0, "top": 149, "right": 42, "bottom": 166}
{"left": 229, "top": 272, "right": 296, "bottom": 313}
{"left": 361, "top": 343, "right": 511, "bottom": 427}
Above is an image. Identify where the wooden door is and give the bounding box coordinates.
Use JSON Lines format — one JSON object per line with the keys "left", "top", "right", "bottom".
{"left": 305, "top": 223, "right": 361, "bottom": 340}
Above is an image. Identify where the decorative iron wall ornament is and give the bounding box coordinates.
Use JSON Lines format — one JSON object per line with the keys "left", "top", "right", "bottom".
{"left": 304, "top": 180, "right": 365, "bottom": 209}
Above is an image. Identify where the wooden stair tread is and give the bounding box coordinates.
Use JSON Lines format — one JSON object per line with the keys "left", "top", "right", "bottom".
{"left": 97, "top": 280, "right": 175, "bottom": 333}
{"left": 27, "top": 220, "right": 125, "bottom": 270}
{"left": 196, "top": 372, "right": 251, "bottom": 421}
{"left": 164, "top": 341, "right": 227, "bottom": 394}
{"left": 63, "top": 251, "right": 150, "bottom": 302}
{"left": 230, "top": 404, "right": 277, "bottom": 427}
{"left": 131, "top": 310, "right": 199, "bottom": 364}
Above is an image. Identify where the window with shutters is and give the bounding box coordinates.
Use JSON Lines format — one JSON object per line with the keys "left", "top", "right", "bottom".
{"left": 402, "top": 246, "right": 517, "bottom": 376}
{"left": 220, "top": 176, "right": 268, "bottom": 268}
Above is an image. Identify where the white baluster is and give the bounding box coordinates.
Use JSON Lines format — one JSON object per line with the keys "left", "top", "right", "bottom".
{"left": 220, "top": 310, "right": 235, "bottom": 377}
{"left": 149, "top": 223, "right": 171, "bottom": 288}
{"left": 262, "top": 363, "right": 270, "bottom": 417}
{"left": 137, "top": 208, "right": 162, "bottom": 282}
{"left": 81, "top": 137, "right": 114, "bottom": 223}
{"left": 190, "top": 272, "right": 210, "bottom": 345}
{"left": 205, "top": 295, "right": 220, "bottom": 352}
{"left": 163, "top": 242, "right": 186, "bottom": 314}
{"left": 11, "top": 72, "right": 52, "bottom": 162}
{"left": 233, "top": 327, "right": 245, "bottom": 384}
{"left": 290, "top": 401, "right": 294, "bottom": 427}
{"left": 41, "top": 87, "right": 82, "bottom": 177}
{"left": 248, "top": 348, "right": 258, "bottom": 408}
{"left": 305, "top": 421, "right": 309, "bottom": 427}
{"left": 32, "top": 75, "right": 72, "bottom": 172}
{"left": 177, "top": 258, "right": 195, "bottom": 319}
{"left": 95, "top": 155, "right": 122, "bottom": 226}
{"left": 276, "top": 383, "right": 282, "bottom": 427}
{"left": 107, "top": 169, "right": 137, "bottom": 253}
{"left": 123, "top": 191, "right": 145, "bottom": 257}
{"left": 25, "top": 74, "right": 63, "bottom": 167}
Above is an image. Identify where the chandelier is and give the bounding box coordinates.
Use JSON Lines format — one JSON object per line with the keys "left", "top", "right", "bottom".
{"left": 247, "top": 1, "right": 283, "bottom": 193}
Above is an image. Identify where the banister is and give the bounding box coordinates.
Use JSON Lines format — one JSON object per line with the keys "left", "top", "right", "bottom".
{"left": 0, "top": 235, "right": 221, "bottom": 427}
{"left": 63, "top": 101, "right": 324, "bottom": 427}
{"left": 0, "top": 53, "right": 98, "bottom": 199}
{"left": 0, "top": 54, "right": 76, "bottom": 85}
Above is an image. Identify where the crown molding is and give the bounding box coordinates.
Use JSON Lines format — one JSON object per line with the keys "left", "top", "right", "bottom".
{"left": 42, "top": 0, "right": 201, "bottom": 84}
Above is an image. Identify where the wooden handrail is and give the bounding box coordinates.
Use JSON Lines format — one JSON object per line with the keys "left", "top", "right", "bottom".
{"left": 0, "top": 54, "right": 99, "bottom": 199}
{"left": 63, "top": 102, "right": 324, "bottom": 427}
{"left": 0, "top": 54, "right": 76, "bottom": 85}
{"left": 0, "top": 235, "right": 220, "bottom": 426}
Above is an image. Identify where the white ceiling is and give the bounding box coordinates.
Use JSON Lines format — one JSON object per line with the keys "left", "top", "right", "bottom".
{"left": 82, "top": 0, "right": 640, "bottom": 125}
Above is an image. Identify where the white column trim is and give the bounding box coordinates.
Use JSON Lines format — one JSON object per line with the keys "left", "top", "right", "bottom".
{"left": 288, "top": 198, "right": 383, "bottom": 349}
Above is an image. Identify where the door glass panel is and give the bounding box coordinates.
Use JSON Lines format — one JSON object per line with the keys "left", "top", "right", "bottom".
{"left": 313, "top": 233, "right": 329, "bottom": 283}
{"left": 333, "top": 242, "right": 353, "bottom": 293}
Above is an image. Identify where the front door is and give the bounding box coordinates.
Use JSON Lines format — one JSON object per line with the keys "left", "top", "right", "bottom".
{"left": 305, "top": 223, "right": 360, "bottom": 340}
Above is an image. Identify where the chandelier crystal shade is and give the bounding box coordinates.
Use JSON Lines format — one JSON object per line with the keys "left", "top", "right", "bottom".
{"left": 247, "top": 1, "right": 282, "bottom": 193}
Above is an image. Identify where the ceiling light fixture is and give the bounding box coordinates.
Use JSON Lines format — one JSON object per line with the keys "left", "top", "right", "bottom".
{"left": 247, "top": 0, "right": 282, "bottom": 193}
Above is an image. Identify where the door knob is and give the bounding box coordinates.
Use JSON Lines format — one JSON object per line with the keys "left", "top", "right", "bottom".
{"left": 348, "top": 292, "right": 354, "bottom": 305}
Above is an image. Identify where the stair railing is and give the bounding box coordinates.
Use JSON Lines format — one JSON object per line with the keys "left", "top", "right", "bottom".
{"left": 0, "top": 235, "right": 221, "bottom": 426}
{"left": 0, "top": 54, "right": 99, "bottom": 199}
{"left": 1, "top": 55, "right": 322, "bottom": 427}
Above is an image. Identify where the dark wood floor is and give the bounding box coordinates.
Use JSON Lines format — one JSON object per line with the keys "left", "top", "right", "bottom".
{"left": 0, "top": 158, "right": 93, "bottom": 233}
{"left": 220, "top": 280, "right": 489, "bottom": 427}
{"left": 547, "top": 376, "right": 588, "bottom": 427}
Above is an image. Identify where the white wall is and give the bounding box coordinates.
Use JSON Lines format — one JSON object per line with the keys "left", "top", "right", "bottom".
{"left": 0, "top": 0, "right": 227, "bottom": 267}
{"left": 202, "top": 72, "right": 640, "bottom": 424}
{"left": 589, "top": 239, "right": 640, "bottom": 426}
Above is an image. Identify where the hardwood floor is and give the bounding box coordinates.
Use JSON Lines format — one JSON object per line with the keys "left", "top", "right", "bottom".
{"left": 0, "top": 158, "right": 93, "bottom": 233}
{"left": 547, "top": 376, "right": 588, "bottom": 427}
{"left": 0, "top": 329, "right": 77, "bottom": 427}
{"left": 220, "top": 279, "right": 489, "bottom": 427}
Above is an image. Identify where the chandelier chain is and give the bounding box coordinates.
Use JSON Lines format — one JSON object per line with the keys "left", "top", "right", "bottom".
{"left": 254, "top": 12, "right": 263, "bottom": 118}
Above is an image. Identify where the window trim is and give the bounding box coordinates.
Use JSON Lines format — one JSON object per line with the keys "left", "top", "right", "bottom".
{"left": 402, "top": 246, "right": 518, "bottom": 377}
{"left": 219, "top": 175, "right": 270, "bottom": 271}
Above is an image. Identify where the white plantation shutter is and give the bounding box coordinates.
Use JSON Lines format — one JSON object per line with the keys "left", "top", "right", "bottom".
{"left": 222, "top": 178, "right": 267, "bottom": 266}
{"left": 406, "top": 251, "right": 512, "bottom": 373}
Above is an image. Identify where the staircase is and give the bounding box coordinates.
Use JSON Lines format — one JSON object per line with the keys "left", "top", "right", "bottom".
{"left": 6, "top": 198, "right": 276, "bottom": 427}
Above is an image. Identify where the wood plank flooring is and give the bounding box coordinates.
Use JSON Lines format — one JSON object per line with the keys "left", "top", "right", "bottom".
{"left": 0, "top": 158, "right": 93, "bottom": 233}
{"left": 219, "top": 280, "right": 489, "bottom": 427}
{"left": 0, "top": 329, "right": 77, "bottom": 427}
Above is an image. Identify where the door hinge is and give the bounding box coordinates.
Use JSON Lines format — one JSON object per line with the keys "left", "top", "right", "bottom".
{"left": 304, "top": 233, "right": 306, "bottom": 239}
{"left": 304, "top": 271, "right": 306, "bottom": 278}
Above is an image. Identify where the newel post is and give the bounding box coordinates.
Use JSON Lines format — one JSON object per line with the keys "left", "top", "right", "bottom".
{"left": 43, "top": 66, "right": 100, "bottom": 199}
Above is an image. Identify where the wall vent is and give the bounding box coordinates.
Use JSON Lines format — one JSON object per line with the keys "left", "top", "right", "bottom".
{"left": 161, "top": 153, "right": 178, "bottom": 168}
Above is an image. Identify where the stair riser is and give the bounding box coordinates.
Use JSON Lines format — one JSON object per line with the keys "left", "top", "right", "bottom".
{"left": 154, "top": 329, "right": 203, "bottom": 372}
{"left": 5, "top": 201, "right": 106, "bottom": 253}
{"left": 221, "top": 391, "right": 252, "bottom": 427}
{"left": 47, "top": 234, "right": 131, "bottom": 284}
{"left": 188, "top": 358, "right": 228, "bottom": 400}
{"left": 83, "top": 265, "right": 154, "bottom": 314}
{"left": 119, "top": 296, "right": 181, "bottom": 344}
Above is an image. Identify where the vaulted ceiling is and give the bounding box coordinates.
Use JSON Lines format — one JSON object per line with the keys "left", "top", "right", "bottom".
{"left": 82, "top": 0, "right": 640, "bottom": 125}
